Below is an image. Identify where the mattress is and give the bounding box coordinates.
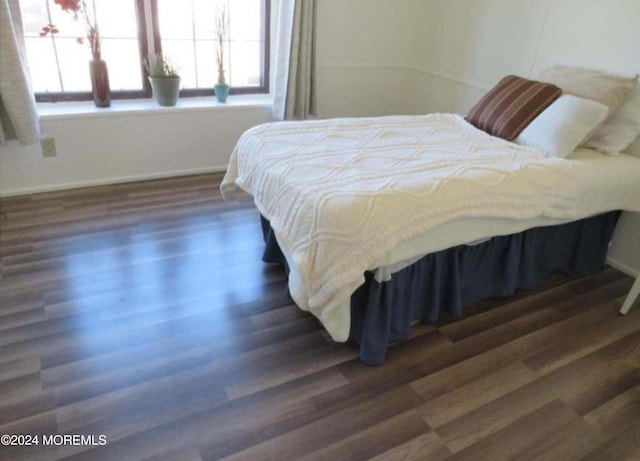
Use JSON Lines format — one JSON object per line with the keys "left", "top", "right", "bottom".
{"left": 372, "top": 147, "right": 640, "bottom": 281}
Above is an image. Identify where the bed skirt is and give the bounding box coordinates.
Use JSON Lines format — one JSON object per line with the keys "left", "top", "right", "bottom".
{"left": 261, "top": 212, "right": 620, "bottom": 365}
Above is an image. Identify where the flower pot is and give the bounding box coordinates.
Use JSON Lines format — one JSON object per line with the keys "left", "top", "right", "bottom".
{"left": 149, "top": 77, "right": 181, "bottom": 106}
{"left": 214, "top": 83, "right": 230, "bottom": 103}
{"left": 89, "top": 59, "right": 111, "bottom": 108}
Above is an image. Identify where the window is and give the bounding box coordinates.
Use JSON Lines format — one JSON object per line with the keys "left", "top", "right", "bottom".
{"left": 20, "top": 0, "right": 270, "bottom": 102}
{"left": 156, "top": 0, "right": 269, "bottom": 95}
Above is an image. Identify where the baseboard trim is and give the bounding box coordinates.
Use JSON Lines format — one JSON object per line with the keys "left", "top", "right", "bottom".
{"left": 607, "top": 256, "right": 639, "bottom": 277}
{"left": 0, "top": 165, "right": 228, "bottom": 198}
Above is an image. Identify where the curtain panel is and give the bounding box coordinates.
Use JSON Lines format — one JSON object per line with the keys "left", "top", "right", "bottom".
{"left": 273, "top": 0, "right": 317, "bottom": 121}
{"left": 0, "top": 0, "right": 40, "bottom": 146}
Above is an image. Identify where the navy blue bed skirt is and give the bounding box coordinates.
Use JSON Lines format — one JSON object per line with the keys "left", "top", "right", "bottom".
{"left": 261, "top": 212, "right": 620, "bottom": 365}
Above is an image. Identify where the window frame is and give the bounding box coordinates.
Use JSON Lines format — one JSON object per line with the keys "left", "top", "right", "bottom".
{"left": 32, "top": 0, "right": 271, "bottom": 103}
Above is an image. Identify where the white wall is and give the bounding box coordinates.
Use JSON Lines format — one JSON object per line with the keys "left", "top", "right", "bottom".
{"left": 0, "top": 104, "right": 272, "bottom": 196}
{"left": 315, "top": 0, "right": 422, "bottom": 118}
{"left": 408, "top": 0, "right": 640, "bottom": 114}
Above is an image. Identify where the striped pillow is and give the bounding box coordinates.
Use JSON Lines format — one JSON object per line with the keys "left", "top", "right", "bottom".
{"left": 466, "top": 75, "right": 562, "bottom": 140}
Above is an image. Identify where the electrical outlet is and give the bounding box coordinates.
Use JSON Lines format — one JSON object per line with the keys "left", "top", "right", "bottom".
{"left": 41, "top": 137, "right": 57, "bottom": 157}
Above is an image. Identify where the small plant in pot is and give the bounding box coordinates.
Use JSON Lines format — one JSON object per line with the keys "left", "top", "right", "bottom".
{"left": 144, "top": 54, "right": 180, "bottom": 107}
{"left": 214, "top": 6, "right": 230, "bottom": 103}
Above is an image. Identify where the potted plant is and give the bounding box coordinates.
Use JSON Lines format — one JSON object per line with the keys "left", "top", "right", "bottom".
{"left": 144, "top": 54, "right": 181, "bottom": 107}
{"left": 214, "top": 6, "right": 230, "bottom": 103}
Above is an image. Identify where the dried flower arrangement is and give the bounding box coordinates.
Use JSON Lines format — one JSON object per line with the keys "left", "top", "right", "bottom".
{"left": 40, "top": 0, "right": 102, "bottom": 60}
{"left": 214, "top": 5, "right": 229, "bottom": 85}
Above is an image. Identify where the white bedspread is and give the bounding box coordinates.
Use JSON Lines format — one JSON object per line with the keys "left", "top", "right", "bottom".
{"left": 221, "top": 114, "right": 581, "bottom": 342}
{"left": 372, "top": 147, "right": 640, "bottom": 281}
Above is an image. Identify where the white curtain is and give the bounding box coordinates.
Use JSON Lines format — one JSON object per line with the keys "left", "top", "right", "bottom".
{"left": 273, "top": 0, "right": 317, "bottom": 121}
{"left": 0, "top": 0, "right": 40, "bottom": 146}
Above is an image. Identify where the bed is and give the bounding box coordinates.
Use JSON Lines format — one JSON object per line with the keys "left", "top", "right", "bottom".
{"left": 221, "top": 68, "right": 640, "bottom": 364}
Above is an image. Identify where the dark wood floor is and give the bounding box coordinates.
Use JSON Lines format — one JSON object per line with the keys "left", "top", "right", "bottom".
{"left": 1, "top": 173, "right": 640, "bottom": 461}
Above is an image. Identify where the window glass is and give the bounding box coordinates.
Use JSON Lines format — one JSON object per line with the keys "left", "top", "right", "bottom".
{"left": 21, "top": 0, "right": 145, "bottom": 97}
{"left": 157, "top": 0, "right": 265, "bottom": 89}
{"left": 19, "top": 0, "right": 269, "bottom": 101}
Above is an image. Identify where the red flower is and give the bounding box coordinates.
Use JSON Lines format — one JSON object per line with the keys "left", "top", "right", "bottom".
{"left": 42, "top": 0, "right": 102, "bottom": 60}
{"left": 54, "top": 0, "right": 80, "bottom": 12}
{"left": 39, "top": 24, "right": 59, "bottom": 37}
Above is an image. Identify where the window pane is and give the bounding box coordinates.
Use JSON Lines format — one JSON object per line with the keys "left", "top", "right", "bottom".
{"left": 20, "top": 0, "right": 56, "bottom": 36}
{"left": 101, "top": 39, "right": 145, "bottom": 91}
{"left": 159, "top": 0, "right": 197, "bottom": 40}
{"left": 192, "top": 0, "right": 216, "bottom": 37}
{"left": 24, "top": 37, "right": 61, "bottom": 93}
{"left": 20, "top": 0, "right": 144, "bottom": 97}
{"left": 195, "top": 39, "right": 223, "bottom": 89}
{"left": 229, "top": 0, "right": 261, "bottom": 42}
{"left": 94, "top": 0, "right": 139, "bottom": 38}
{"left": 157, "top": 0, "right": 265, "bottom": 91}
{"left": 229, "top": 41, "right": 260, "bottom": 87}
{"left": 56, "top": 38, "right": 92, "bottom": 91}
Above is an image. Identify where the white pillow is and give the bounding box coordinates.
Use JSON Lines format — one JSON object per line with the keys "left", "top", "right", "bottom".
{"left": 584, "top": 83, "right": 640, "bottom": 154}
{"left": 515, "top": 95, "right": 608, "bottom": 158}
{"left": 539, "top": 66, "right": 638, "bottom": 118}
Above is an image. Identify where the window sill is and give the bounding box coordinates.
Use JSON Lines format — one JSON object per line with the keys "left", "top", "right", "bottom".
{"left": 37, "top": 94, "right": 274, "bottom": 121}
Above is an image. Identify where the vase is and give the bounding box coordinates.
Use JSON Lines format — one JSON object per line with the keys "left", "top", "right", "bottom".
{"left": 214, "top": 83, "right": 230, "bottom": 103}
{"left": 149, "top": 77, "right": 181, "bottom": 107}
{"left": 89, "top": 59, "right": 111, "bottom": 108}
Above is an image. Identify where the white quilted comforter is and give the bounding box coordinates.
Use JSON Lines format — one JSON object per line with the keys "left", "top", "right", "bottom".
{"left": 221, "top": 114, "right": 580, "bottom": 341}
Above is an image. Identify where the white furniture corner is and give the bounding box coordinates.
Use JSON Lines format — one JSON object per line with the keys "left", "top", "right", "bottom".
{"left": 620, "top": 274, "right": 640, "bottom": 314}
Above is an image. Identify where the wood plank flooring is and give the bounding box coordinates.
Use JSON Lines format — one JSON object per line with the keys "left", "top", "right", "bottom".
{"left": 1, "top": 173, "right": 640, "bottom": 461}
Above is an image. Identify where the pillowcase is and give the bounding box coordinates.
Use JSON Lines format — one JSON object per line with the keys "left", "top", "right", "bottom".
{"left": 515, "top": 95, "right": 608, "bottom": 158}
{"left": 539, "top": 65, "right": 638, "bottom": 118}
{"left": 466, "top": 75, "right": 562, "bottom": 140}
{"left": 584, "top": 83, "right": 640, "bottom": 154}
